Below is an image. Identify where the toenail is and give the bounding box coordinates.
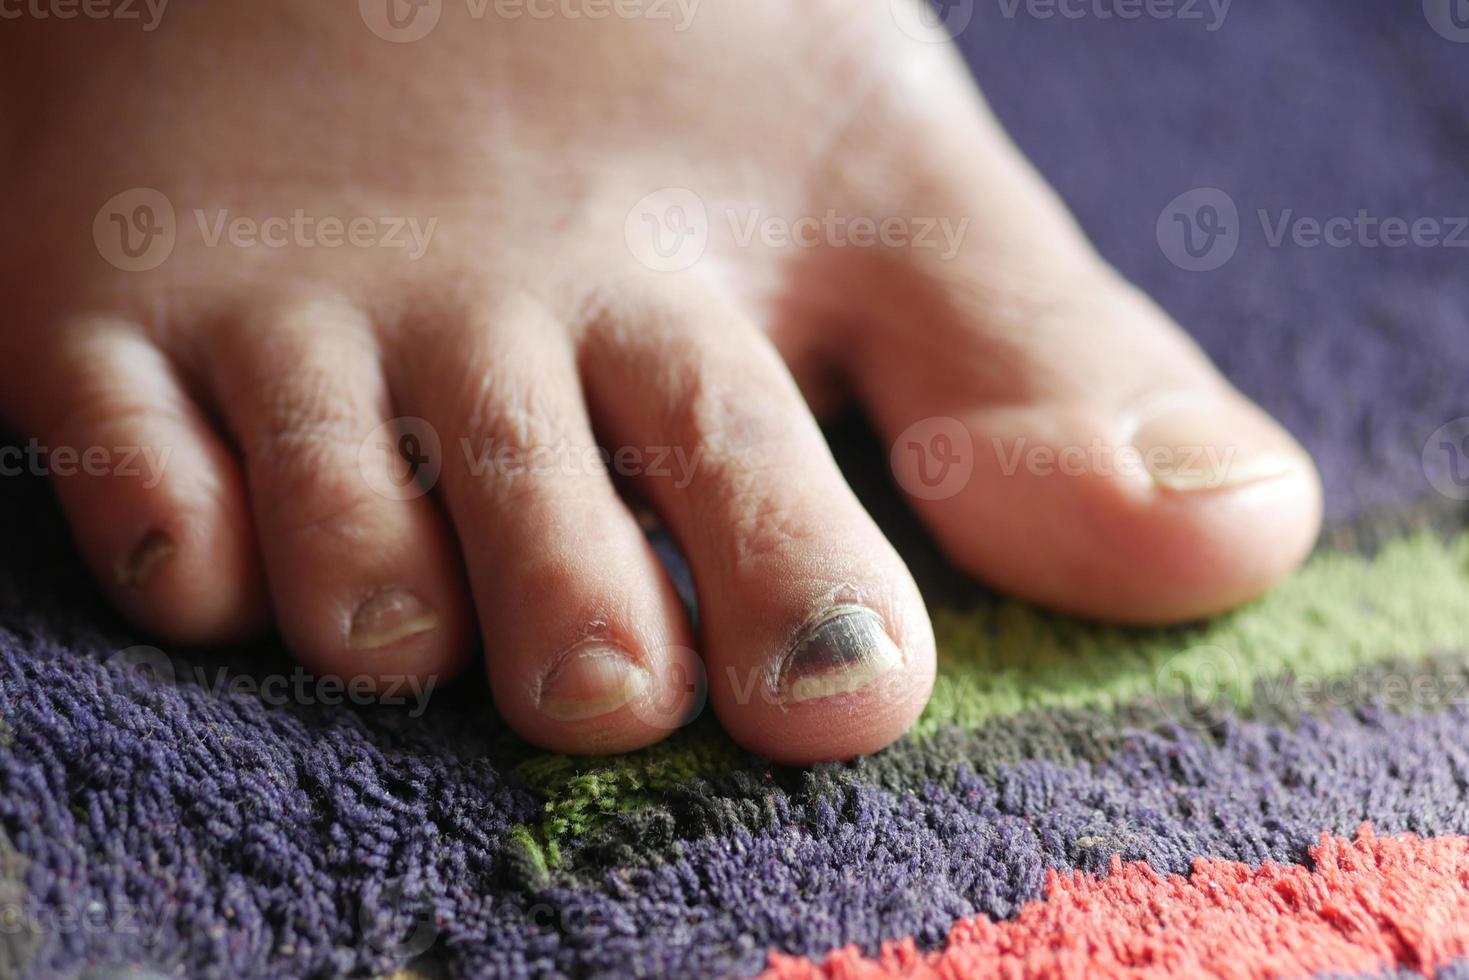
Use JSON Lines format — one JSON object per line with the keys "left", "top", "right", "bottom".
{"left": 348, "top": 588, "right": 438, "bottom": 650}
{"left": 115, "top": 531, "right": 175, "bottom": 589}
{"left": 776, "top": 606, "right": 902, "bottom": 704}
{"left": 536, "top": 643, "right": 651, "bottom": 722}
{"left": 1131, "top": 400, "right": 1301, "bottom": 493}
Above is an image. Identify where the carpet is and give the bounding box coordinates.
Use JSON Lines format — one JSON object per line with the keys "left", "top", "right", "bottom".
{"left": 3, "top": 1, "right": 1469, "bottom": 977}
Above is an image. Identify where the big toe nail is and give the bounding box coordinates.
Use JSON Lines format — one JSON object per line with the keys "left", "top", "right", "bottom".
{"left": 1131, "top": 396, "right": 1309, "bottom": 494}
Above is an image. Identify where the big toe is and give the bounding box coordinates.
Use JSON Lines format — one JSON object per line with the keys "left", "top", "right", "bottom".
{"left": 845, "top": 87, "right": 1321, "bottom": 622}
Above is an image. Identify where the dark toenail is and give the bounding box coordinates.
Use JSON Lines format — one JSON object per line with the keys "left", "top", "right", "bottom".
{"left": 776, "top": 605, "right": 901, "bottom": 704}
{"left": 115, "top": 531, "right": 175, "bottom": 589}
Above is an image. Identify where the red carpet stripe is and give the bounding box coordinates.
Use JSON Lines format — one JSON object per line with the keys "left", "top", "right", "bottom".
{"left": 763, "top": 826, "right": 1469, "bottom": 980}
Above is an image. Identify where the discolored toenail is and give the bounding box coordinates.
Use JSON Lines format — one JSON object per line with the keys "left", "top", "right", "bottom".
{"left": 115, "top": 531, "right": 176, "bottom": 589}
{"left": 348, "top": 588, "right": 438, "bottom": 650}
{"left": 536, "top": 642, "right": 651, "bottom": 722}
{"left": 776, "top": 605, "right": 902, "bottom": 704}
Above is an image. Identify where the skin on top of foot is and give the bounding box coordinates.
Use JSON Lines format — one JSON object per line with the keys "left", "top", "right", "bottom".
{"left": 0, "top": 0, "right": 1321, "bottom": 764}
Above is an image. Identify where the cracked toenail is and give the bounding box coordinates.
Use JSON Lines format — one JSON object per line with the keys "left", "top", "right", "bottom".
{"left": 777, "top": 606, "right": 901, "bottom": 704}
{"left": 115, "top": 531, "right": 175, "bottom": 589}
{"left": 536, "top": 643, "right": 650, "bottom": 722}
{"left": 1133, "top": 401, "right": 1300, "bottom": 493}
{"left": 348, "top": 589, "right": 438, "bottom": 650}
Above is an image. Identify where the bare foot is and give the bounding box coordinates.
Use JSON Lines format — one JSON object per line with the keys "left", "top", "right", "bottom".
{"left": 0, "top": 0, "right": 1320, "bottom": 763}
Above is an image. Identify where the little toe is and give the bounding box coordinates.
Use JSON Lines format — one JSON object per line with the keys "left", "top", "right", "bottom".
{"left": 10, "top": 320, "right": 267, "bottom": 642}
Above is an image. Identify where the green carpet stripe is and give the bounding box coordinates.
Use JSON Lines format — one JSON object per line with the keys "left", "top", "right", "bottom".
{"left": 919, "top": 531, "right": 1469, "bottom": 734}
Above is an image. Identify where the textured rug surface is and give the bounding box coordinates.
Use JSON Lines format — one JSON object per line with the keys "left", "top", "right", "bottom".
{"left": 3, "top": 2, "right": 1469, "bottom": 978}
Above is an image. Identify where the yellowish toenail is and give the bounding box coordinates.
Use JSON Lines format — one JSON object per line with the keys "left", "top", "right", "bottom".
{"left": 1132, "top": 400, "right": 1301, "bottom": 493}
{"left": 348, "top": 589, "right": 438, "bottom": 650}
{"left": 536, "top": 643, "right": 650, "bottom": 722}
{"left": 777, "top": 605, "right": 901, "bottom": 704}
{"left": 115, "top": 531, "right": 175, "bottom": 589}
